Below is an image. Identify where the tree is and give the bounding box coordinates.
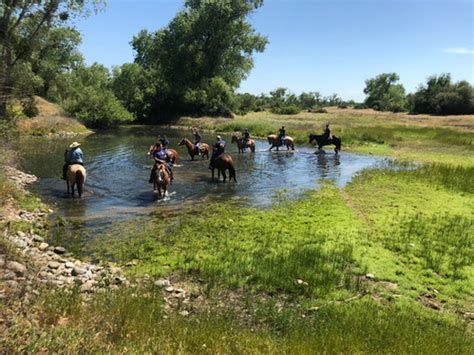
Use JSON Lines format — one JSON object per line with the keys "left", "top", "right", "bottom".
{"left": 112, "top": 63, "right": 156, "bottom": 120}
{"left": 364, "top": 73, "right": 407, "bottom": 112}
{"left": 63, "top": 63, "right": 134, "bottom": 128}
{"left": 0, "top": 0, "right": 104, "bottom": 119}
{"left": 131, "top": 0, "right": 267, "bottom": 117}
{"left": 411, "top": 74, "right": 474, "bottom": 115}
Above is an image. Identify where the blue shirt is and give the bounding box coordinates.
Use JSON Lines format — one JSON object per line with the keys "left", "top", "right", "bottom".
{"left": 67, "top": 148, "right": 83, "bottom": 164}
{"left": 213, "top": 140, "right": 226, "bottom": 154}
{"left": 153, "top": 149, "right": 167, "bottom": 160}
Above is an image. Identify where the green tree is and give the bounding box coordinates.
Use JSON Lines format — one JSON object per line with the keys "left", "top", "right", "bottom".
{"left": 0, "top": 0, "right": 105, "bottom": 119}
{"left": 112, "top": 63, "right": 156, "bottom": 120}
{"left": 364, "top": 73, "right": 407, "bottom": 112}
{"left": 411, "top": 74, "right": 474, "bottom": 115}
{"left": 63, "top": 63, "right": 134, "bottom": 128}
{"left": 131, "top": 0, "right": 267, "bottom": 117}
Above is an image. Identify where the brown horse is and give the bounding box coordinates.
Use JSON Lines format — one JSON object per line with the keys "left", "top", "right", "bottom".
{"left": 267, "top": 134, "right": 295, "bottom": 151}
{"left": 66, "top": 164, "right": 86, "bottom": 198}
{"left": 147, "top": 146, "right": 179, "bottom": 165}
{"left": 211, "top": 153, "right": 237, "bottom": 182}
{"left": 152, "top": 163, "right": 171, "bottom": 198}
{"left": 179, "top": 138, "right": 210, "bottom": 160}
{"left": 231, "top": 134, "right": 256, "bottom": 153}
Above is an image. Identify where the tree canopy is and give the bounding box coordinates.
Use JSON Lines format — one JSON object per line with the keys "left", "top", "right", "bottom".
{"left": 363, "top": 73, "right": 407, "bottom": 112}
{"left": 130, "top": 0, "right": 267, "bottom": 118}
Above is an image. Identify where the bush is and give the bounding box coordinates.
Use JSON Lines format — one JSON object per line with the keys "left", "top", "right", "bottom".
{"left": 353, "top": 103, "right": 366, "bottom": 109}
{"left": 270, "top": 104, "right": 300, "bottom": 115}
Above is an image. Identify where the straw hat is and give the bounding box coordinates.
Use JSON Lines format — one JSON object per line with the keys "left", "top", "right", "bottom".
{"left": 69, "top": 142, "right": 81, "bottom": 149}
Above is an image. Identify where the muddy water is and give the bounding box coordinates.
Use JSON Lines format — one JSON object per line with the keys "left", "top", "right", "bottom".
{"left": 17, "top": 126, "right": 385, "bottom": 230}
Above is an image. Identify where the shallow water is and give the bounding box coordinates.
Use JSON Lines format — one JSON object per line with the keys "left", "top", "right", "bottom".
{"left": 17, "top": 126, "right": 385, "bottom": 229}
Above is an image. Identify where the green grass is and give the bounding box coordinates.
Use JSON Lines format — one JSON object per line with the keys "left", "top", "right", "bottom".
{"left": 3, "top": 286, "right": 472, "bottom": 353}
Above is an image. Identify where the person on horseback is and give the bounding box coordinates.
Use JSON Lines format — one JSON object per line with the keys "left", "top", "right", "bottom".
{"left": 242, "top": 128, "right": 250, "bottom": 149}
{"left": 278, "top": 126, "right": 286, "bottom": 146}
{"left": 149, "top": 143, "right": 174, "bottom": 184}
{"left": 322, "top": 123, "right": 332, "bottom": 143}
{"left": 209, "top": 135, "right": 226, "bottom": 169}
{"left": 159, "top": 135, "right": 169, "bottom": 149}
{"left": 62, "top": 142, "right": 84, "bottom": 180}
{"left": 192, "top": 128, "right": 202, "bottom": 154}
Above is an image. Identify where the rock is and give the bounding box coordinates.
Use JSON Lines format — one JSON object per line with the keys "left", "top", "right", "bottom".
{"left": 154, "top": 279, "right": 171, "bottom": 287}
{"left": 32, "top": 234, "right": 44, "bottom": 243}
{"left": 80, "top": 281, "right": 95, "bottom": 293}
{"left": 72, "top": 266, "right": 87, "bottom": 276}
{"left": 65, "top": 262, "right": 74, "bottom": 269}
{"left": 3, "top": 271, "right": 16, "bottom": 280}
{"left": 165, "top": 286, "right": 174, "bottom": 292}
{"left": 54, "top": 246, "right": 66, "bottom": 254}
{"left": 6, "top": 261, "right": 27, "bottom": 276}
{"left": 17, "top": 231, "right": 26, "bottom": 238}
{"left": 296, "top": 279, "right": 308, "bottom": 286}
{"left": 366, "top": 273, "right": 375, "bottom": 280}
{"left": 5, "top": 280, "right": 19, "bottom": 290}
{"left": 179, "top": 310, "right": 190, "bottom": 316}
{"left": 48, "top": 261, "right": 60, "bottom": 269}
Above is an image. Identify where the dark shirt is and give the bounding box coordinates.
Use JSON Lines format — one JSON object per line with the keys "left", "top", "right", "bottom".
{"left": 213, "top": 140, "right": 226, "bottom": 155}
{"left": 243, "top": 132, "right": 250, "bottom": 140}
{"left": 323, "top": 127, "right": 331, "bottom": 139}
{"left": 193, "top": 132, "right": 201, "bottom": 144}
{"left": 278, "top": 128, "right": 286, "bottom": 138}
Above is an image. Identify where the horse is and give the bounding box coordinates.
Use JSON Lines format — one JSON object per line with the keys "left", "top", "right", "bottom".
{"left": 211, "top": 153, "right": 237, "bottom": 182}
{"left": 66, "top": 164, "right": 86, "bottom": 198}
{"left": 231, "top": 134, "right": 256, "bottom": 153}
{"left": 152, "top": 163, "right": 171, "bottom": 198}
{"left": 179, "top": 138, "right": 210, "bottom": 160}
{"left": 309, "top": 134, "right": 342, "bottom": 154}
{"left": 147, "top": 146, "right": 179, "bottom": 165}
{"left": 267, "top": 134, "right": 295, "bottom": 151}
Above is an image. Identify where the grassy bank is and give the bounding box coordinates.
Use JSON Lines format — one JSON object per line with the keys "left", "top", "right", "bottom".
{"left": 14, "top": 96, "right": 90, "bottom": 136}
{"left": 4, "top": 162, "right": 473, "bottom": 352}
{"left": 175, "top": 108, "right": 474, "bottom": 165}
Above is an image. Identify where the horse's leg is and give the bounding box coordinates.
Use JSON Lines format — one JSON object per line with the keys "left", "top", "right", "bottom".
{"left": 71, "top": 183, "right": 75, "bottom": 198}
{"left": 222, "top": 169, "right": 227, "bottom": 182}
{"left": 67, "top": 180, "right": 70, "bottom": 194}
{"left": 212, "top": 168, "right": 215, "bottom": 181}
{"left": 217, "top": 169, "right": 221, "bottom": 182}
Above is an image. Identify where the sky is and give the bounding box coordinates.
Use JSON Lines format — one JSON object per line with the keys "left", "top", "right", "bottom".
{"left": 74, "top": 0, "right": 474, "bottom": 101}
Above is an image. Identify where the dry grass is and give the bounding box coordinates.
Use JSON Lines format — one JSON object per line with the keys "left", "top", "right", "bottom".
{"left": 16, "top": 97, "right": 89, "bottom": 136}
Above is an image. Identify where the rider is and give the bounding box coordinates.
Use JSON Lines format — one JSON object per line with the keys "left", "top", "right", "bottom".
{"left": 159, "top": 135, "right": 169, "bottom": 149}
{"left": 192, "top": 127, "right": 202, "bottom": 154}
{"left": 62, "top": 142, "right": 84, "bottom": 180}
{"left": 209, "top": 135, "right": 226, "bottom": 169}
{"left": 322, "top": 123, "right": 332, "bottom": 143}
{"left": 149, "top": 143, "right": 174, "bottom": 184}
{"left": 278, "top": 126, "right": 286, "bottom": 146}
{"left": 242, "top": 128, "right": 250, "bottom": 149}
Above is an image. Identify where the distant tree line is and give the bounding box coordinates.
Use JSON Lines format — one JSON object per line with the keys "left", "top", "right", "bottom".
{"left": 2, "top": 0, "right": 473, "bottom": 133}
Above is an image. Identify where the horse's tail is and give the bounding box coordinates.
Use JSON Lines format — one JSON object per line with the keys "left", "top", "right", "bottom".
{"left": 229, "top": 164, "right": 237, "bottom": 182}
{"left": 250, "top": 143, "right": 255, "bottom": 153}
{"left": 76, "top": 170, "right": 83, "bottom": 197}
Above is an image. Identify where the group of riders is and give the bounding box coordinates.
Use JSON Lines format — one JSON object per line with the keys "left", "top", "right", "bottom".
{"left": 62, "top": 123, "right": 334, "bottom": 186}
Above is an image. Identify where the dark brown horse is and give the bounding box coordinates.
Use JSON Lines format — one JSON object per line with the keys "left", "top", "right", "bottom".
{"left": 231, "top": 134, "right": 256, "bottom": 153}
{"left": 309, "top": 134, "right": 342, "bottom": 154}
{"left": 66, "top": 164, "right": 86, "bottom": 198}
{"left": 179, "top": 138, "right": 210, "bottom": 160}
{"left": 152, "top": 163, "right": 171, "bottom": 198}
{"left": 267, "top": 134, "right": 295, "bottom": 151}
{"left": 211, "top": 153, "right": 237, "bottom": 182}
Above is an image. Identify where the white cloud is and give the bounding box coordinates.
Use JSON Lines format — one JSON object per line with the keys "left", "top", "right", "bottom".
{"left": 443, "top": 47, "right": 474, "bottom": 55}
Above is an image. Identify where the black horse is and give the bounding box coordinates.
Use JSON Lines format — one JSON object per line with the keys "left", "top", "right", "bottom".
{"left": 309, "top": 134, "right": 342, "bottom": 154}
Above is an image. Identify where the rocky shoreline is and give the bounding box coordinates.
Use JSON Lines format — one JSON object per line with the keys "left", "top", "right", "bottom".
{"left": 1, "top": 166, "right": 192, "bottom": 312}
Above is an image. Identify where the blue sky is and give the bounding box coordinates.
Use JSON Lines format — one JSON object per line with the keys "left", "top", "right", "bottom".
{"left": 75, "top": 0, "right": 473, "bottom": 101}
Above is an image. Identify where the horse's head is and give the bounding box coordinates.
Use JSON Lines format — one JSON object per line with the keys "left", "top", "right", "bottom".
{"left": 231, "top": 134, "right": 238, "bottom": 143}
{"left": 333, "top": 136, "right": 342, "bottom": 152}
{"left": 178, "top": 138, "right": 186, "bottom": 146}
{"left": 309, "top": 134, "right": 316, "bottom": 144}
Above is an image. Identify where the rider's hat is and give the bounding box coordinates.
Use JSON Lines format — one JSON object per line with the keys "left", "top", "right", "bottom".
{"left": 217, "top": 135, "right": 222, "bottom": 140}
{"left": 69, "top": 142, "right": 81, "bottom": 149}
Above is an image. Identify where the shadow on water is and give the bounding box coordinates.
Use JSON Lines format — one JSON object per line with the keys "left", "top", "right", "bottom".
{"left": 17, "top": 126, "right": 387, "bottom": 237}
